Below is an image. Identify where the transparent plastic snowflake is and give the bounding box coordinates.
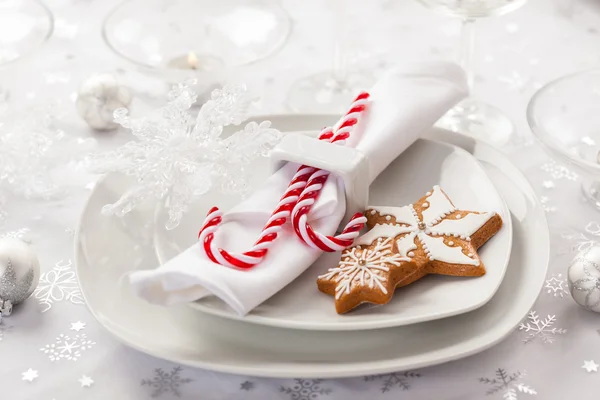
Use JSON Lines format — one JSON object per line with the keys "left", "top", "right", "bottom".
{"left": 364, "top": 372, "right": 421, "bottom": 392}
{"left": 0, "top": 103, "right": 92, "bottom": 199}
{"left": 88, "top": 82, "right": 281, "bottom": 230}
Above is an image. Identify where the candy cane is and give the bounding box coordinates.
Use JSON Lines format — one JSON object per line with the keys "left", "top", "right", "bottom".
{"left": 291, "top": 97, "right": 369, "bottom": 251}
{"left": 198, "top": 92, "right": 370, "bottom": 268}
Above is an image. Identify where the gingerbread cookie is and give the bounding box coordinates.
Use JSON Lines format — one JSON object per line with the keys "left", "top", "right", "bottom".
{"left": 317, "top": 185, "right": 503, "bottom": 314}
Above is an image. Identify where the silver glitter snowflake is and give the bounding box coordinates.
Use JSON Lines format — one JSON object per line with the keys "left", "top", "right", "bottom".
{"left": 479, "top": 369, "right": 537, "bottom": 399}
{"left": 545, "top": 273, "right": 569, "bottom": 298}
{"left": 88, "top": 82, "right": 282, "bottom": 230}
{"left": 280, "top": 379, "right": 332, "bottom": 400}
{"left": 141, "top": 367, "right": 193, "bottom": 398}
{"left": 40, "top": 332, "right": 96, "bottom": 362}
{"left": 560, "top": 221, "right": 600, "bottom": 254}
{"left": 364, "top": 372, "right": 421, "bottom": 392}
{"left": 34, "top": 260, "right": 83, "bottom": 312}
{"left": 0, "top": 103, "right": 92, "bottom": 199}
{"left": 518, "top": 311, "right": 567, "bottom": 344}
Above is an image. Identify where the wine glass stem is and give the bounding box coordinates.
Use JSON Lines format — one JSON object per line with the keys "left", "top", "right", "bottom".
{"left": 331, "top": 40, "right": 348, "bottom": 85}
{"left": 460, "top": 18, "right": 476, "bottom": 91}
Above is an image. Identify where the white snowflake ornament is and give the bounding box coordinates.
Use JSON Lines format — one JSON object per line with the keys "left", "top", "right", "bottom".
{"left": 88, "top": 82, "right": 282, "bottom": 229}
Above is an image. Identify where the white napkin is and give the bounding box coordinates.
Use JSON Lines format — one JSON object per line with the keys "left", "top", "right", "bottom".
{"left": 129, "top": 62, "right": 468, "bottom": 316}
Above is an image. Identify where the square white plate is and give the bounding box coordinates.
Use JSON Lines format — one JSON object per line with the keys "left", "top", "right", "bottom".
{"left": 152, "top": 119, "right": 512, "bottom": 330}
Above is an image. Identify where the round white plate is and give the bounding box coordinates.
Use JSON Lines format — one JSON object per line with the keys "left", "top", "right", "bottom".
{"left": 76, "top": 119, "right": 548, "bottom": 378}
{"left": 158, "top": 133, "right": 512, "bottom": 331}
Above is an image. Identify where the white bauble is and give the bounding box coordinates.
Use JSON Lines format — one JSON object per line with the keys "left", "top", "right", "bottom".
{"left": 568, "top": 245, "right": 600, "bottom": 313}
{"left": 0, "top": 238, "right": 40, "bottom": 316}
{"left": 75, "top": 73, "right": 132, "bottom": 131}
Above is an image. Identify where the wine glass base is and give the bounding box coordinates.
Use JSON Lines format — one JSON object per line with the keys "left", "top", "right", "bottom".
{"left": 435, "top": 99, "right": 515, "bottom": 147}
{"left": 286, "top": 71, "right": 374, "bottom": 114}
{"left": 581, "top": 178, "right": 600, "bottom": 210}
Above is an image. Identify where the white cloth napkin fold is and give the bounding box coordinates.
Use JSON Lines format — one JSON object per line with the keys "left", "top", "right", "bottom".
{"left": 129, "top": 61, "right": 468, "bottom": 316}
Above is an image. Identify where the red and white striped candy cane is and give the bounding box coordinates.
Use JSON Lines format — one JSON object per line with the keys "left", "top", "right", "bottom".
{"left": 291, "top": 93, "right": 369, "bottom": 251}
{"left": 198, "top": 92, "right": 370, "bottom": 268}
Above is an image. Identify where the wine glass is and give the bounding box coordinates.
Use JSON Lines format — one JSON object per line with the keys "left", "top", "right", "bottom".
{"left": 416, "top": 0, "right": 528, "bottom": 146}
{"left": 528, "top": 68, "right": 600, "bottom": 210}
{"left": 102, "top": 0, "right": 291, "bottom": 88}
{"left": 285, "top": 2, "right": 374, "bottom": 113}
{"left": 0, "top": 0, "right": 53, "bottom": 67}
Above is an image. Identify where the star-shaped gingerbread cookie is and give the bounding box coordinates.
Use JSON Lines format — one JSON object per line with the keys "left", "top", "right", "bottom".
{"left": 317, "top": 185, "right": 503, "bottom": 314}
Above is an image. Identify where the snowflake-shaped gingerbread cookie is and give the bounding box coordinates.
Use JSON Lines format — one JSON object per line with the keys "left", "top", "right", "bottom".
{"left": 317, "top": 185, "right": 503, "bottom": 314}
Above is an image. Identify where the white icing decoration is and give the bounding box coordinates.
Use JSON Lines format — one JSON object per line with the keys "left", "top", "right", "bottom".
{"left": 385, "top": 215, "right": 391, "bottom": 221}
{"left": 370, "top": 209, "right": 376, "bottom": 215}
{"left": 318, "top": 238, "right": 409, "bottom": 299}
{"left": 358, "top": 186, "right": 495, "bottom": 267}
{"left": 395, "top": 232, "right": 418, "bottom": 258}
{"left": 355, "top": 224, "right": 414, "bottom": 246}
{"left": 456, "top": 214, "right": 462, "bottom": 219}
{"left": 428, "top": 212, "right": 495, "bottom": 238}
{"left": 422, "top": 202, "right": 429, "bottom": 208}
{"left": 418, "top": 234, "right": 479, "bottom": 266}
{"left": 369, "top": 205, "right": 416, "bottom": 226}
{"left": 422, "top": 185, "right": 455, "bottom": 226}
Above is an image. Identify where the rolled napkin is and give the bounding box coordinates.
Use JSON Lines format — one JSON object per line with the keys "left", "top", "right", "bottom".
{"left": 129, "top": 61, "right": 468, "bottom": 316}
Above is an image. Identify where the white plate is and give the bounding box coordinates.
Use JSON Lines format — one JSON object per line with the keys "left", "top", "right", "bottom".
{"left": 76, "top": 121, "right": 548, "bottom": 378}
{"left": 160, "top": 134, "right": 512, "bottom": 331}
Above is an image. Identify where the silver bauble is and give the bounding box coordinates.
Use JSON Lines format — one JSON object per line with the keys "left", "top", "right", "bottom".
{"left": 568, "top": 245, "right": 600, "bottom": 313}
{"left": 0, "top": 238, "right": 40, "bottom": 317}
{"left": 75, "top": 73, "right": 132, "bottom": 131}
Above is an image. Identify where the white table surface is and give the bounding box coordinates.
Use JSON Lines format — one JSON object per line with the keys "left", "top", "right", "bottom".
{"left": 1, "top": 0, "right": 600, "bottom": 399}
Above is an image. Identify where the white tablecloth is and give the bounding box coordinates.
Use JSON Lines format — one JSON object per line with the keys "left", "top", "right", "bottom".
{"left": 1, "top": 0, "right": 600, "bottom": 399}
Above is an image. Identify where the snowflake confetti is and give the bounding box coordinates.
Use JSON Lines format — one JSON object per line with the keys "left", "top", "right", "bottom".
{"left": 141, "top": 367, "right": 193, "bottom": 398}
{"left": 364, "top": 372, "right": 421, "bottom": 392}
{"left": 479, "top": 369, "right": 536, "bottom": 399}
{"left": 582, "top": 360, "right": 599, "bottom": 373}
{"left": 240, "top": 381, "right": 255, "bottom": 391}
{"left": 280, "top": 379, "right": 332, "bottom": 400}
{"left": 79, "top": 375, "right": 94, "bottom": 387}
{"left": 518, "top": 311, "right": 567, "bottom": 344}
{"left": 0, "top": 103, "right": 92, "bottom": 199}
{"left": 540, "top": 161, "right": 578, "bottom": 181}
{"left": 70, "top": 321, "right": 86, "bottom": 332}
{"left": 88, "top": 82, "right": 282, "bottom": 230}
{"left": 545, "top": 273, "right": 569, "bottom": 298}
{"left": 541, "top": 180, "right": 555, "bottom": 189}
{"left": 34, "top": 260, "right": 84, "bottom": 312}
{"left": 0, "top": 227, "right": 31, "bottom": 243}
{"left": 22, "top": 368, "right": 38, "bottom": 382}
{"left": 560, "top": 221, "right": 600, "bottom": 254}
{"left": 40, "top": 332, "right": 96, "bottom": 362}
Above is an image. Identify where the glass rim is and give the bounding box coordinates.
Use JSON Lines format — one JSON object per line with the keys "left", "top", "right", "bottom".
{"left": 526, "top": 67, "right": 600, "bottom": 173}
{"left": 0, "top": 0, "right": 54, "bottom": 69}
{"left": 101, "top": 0, "right": 293, "bottom": 72}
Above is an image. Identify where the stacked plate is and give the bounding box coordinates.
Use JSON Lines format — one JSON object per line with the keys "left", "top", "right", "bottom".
{"left": 76, "top": 115, "right": 549, "bottom": 378}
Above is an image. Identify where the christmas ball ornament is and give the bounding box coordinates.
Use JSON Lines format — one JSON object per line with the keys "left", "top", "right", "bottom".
{"left": 568, "top": 245, "right": 600, "bottom": 313}
{"left": 0, "top": 238, "right": 40, "bottom": 317}
{"left": 75, "top": 73, "right": 132, "bottom": 131}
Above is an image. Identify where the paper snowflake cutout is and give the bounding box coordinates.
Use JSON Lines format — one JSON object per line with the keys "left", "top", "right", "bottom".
{"left": 518, "top": 310, "right": 567, "bottom": 344}
{"left": 319, "top": 237, "right": 406, "bottom": 299}
{"left": 479, "top": 369, "right": 536, "bottom": 399}
{"left": 88, "top": 82, "right": 282, "bottom": 229}
{"left": 0, "top": 103, "right": 92, "bottom": 199}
